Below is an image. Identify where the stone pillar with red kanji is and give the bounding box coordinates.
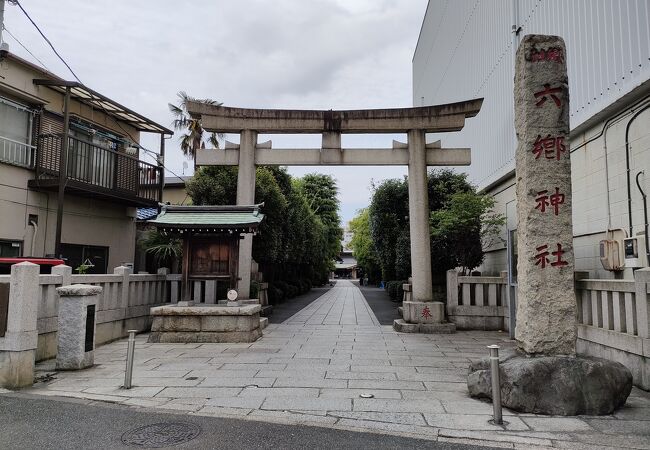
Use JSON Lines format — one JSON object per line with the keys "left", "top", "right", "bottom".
{"left": 515, "top": 35, "right": 576, "bottom": 355}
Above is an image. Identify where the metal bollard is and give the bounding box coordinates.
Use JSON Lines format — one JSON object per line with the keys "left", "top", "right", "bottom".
{"left": 487, "top": 344, "right": 503, "bottom": 425}
{"left": 124, "top": 330, "right": 137, "bottom": 389}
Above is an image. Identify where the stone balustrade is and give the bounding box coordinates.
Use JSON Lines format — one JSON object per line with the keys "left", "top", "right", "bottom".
{"left": 36, "top": 266, "right": 172, "bottom": 360}
{"left": 575, "top": 268, "right": 650, "bottom": 390}
{"left": 446, "top": 268, "right": 650, "bottom": 390}
{"left": 446, "top": 270, "right": 510, "bottom": 331}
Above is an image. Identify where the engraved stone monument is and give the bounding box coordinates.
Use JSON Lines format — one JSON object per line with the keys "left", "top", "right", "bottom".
{"left": 468, "top": 35, "right": 632, "bottom": 415}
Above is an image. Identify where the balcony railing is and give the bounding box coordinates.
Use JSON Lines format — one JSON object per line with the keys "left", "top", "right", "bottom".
{"left": 34, "top": 134, "right": 162, "bottom": 205}
{"left": 0, "top": 134, "right": 36, "bottom": 168}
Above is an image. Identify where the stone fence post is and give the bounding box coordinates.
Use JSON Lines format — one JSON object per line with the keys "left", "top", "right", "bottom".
{"left": 157, "top": 268, "right": 169, "bottom": 302}
{"left": 52, "top": 264, "right": 72, "bottom": 286}
{"left": 55, "top": 284, "right": 101, "bottom": 370}
{"left": 258, "top": 282, "right": 269, "bottom": 306}
{"left": 402, "top": 282, "right": 412, "bottom": 303}
{"left": 446, "top": 270, "right": 459, "bottom": 307}
{"left": 0, "top": 262, "right": 40, "bottom": 388}
{"left": 114, "top": 266, "right": 132, "bottom": 309}
{"left": 634, "top": 268, "right": 650, "bottom": 339}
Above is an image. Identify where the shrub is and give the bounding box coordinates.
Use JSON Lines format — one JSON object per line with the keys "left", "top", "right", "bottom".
{"left": 275, "top": 280, "right": 289, "bottom": 296}
{"left": 298, "top": 278, "right": 310, "bottom": 294}
{"left": 286, "top": 284, "right": 299, "bottom": 299}
{"left": 268, "top": 284, "right": 285, "bottom": 304}
{"left": 387, "top": 280, "right": 407, "bottom": 302}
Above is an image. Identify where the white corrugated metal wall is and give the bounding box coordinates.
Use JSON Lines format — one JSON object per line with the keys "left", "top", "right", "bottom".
{"left": 413, "top": 0, "right": 650, "bottom": 189}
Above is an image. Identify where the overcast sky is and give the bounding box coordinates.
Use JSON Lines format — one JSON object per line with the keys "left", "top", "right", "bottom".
{"left": 3, "top": 0, "right": 427, "bottom": 224}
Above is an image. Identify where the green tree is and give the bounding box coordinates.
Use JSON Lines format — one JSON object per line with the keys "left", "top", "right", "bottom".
{"left": 169, "top": 91, "right": 224, "bottom": 159}
{"left": 252, "top": 167, "right": 288, "bottom": 265}
{"left": 186, "top": 166, "right": 238, "bottom": 205}
{"left": 348, "top": 208, "right": 381, "bottom": 282}
{"left": 368, "top": 169, "right": 495, "bottom": 281}
{"left": 368, "top": 178, "right": 409, "bottom": 280}
{"left": 295, "top": 174, "right": 343, "bottom": 262}
{"left": 430, "top": 192, "right": 505, "bottom": 274}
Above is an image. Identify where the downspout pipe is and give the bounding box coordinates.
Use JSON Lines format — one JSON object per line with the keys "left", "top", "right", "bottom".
{"left": 626, "top": 104, "right": 650, "bottom": 238}
{"left": 635, "top": 171, "right": 650, "bottom": 265}
{"left": 28, "top": 220, "right": 37, "bottom": 257}
{"left": 54, "top": 86, "right": 71, "bottom": 257}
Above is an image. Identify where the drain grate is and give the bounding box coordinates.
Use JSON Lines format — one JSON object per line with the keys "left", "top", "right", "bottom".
{"left": 121, "top": 422, "right": 201, "bottom": 448}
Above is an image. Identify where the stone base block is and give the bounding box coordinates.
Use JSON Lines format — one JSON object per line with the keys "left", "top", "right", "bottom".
{"left": 402, "top": 301, "right": 445, "bottom": 323}
{"left": 467, "top": 350, "right": 633, "bottom": 415}
{"left": 0, "top": 350, "right": 35, "bottom": 389}
{"left": 148, "top": 329, "right": 261, "bottom": 343}
{"left": 240, "top": 299, "right": 260, "bottom": 305}
{"left": 260, "top": 305, "right": 273, "bottom": 317}
{"left": 260, "top": 317, "right": 268, "bottom": 330}
{"left": 148, "top": 304, "right": 262, "bottom": 343}
{"left": 393, "top": 319, "right": 456, "bottom": 334}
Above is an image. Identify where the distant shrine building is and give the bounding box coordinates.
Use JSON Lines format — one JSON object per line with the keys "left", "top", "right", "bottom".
{"left": 413, "top": 1, "right": 650, "bottom": 280}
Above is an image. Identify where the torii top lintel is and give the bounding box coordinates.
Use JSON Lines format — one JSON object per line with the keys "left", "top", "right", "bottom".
{"left": 186, "top": 98, "right": 483, "bottom": 134}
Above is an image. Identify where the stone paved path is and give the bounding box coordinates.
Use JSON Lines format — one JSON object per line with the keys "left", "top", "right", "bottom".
{"left": 284, "top": 280, "right": 379, "bottom": 326}
{"left": 16, "top": 280, "right": 650, "bottom": 449}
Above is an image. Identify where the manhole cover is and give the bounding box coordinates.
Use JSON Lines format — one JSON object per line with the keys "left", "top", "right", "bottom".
{"left": 121, "top": 422, "right": 201, "bottom": 448}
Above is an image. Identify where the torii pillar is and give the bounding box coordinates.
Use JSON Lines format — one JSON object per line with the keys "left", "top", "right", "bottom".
{"left": 188, "top": 101, "right": 482, "bottom": 325}
{"left": 236, "top": 130, "right": 257, "bottom": 299}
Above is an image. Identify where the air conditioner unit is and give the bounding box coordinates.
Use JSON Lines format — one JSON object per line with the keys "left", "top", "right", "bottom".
{"left": 600, "top": 240, "right": 624, "bottom": 271}
{"left": 125, "top": 146, "right": 138, "bottom": 155}
{"left": 623, "top": 235, "right": 649, "bottom": 268}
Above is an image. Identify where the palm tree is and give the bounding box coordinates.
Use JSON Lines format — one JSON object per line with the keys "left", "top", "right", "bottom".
{"left": 168, "top": 91, "right": 224, "bottom": 159}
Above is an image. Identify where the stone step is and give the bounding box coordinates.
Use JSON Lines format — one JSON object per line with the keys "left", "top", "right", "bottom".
{"left": 260, "top": 317, "right": 268, "bottom": 330}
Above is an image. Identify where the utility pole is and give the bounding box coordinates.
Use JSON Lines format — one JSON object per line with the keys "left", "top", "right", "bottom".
{"left": 0, "top": 0, "right": 7, "bottom": 46}
{"left": 0, "top": 0, "right": 14, "bottom": 59}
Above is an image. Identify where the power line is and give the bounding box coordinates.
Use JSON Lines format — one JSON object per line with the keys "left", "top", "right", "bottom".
{"left": 2, "top": 25, "right": 50, "bottom": 71}
{"left": 13, "top": 0, "right": 81, "bottom": 82}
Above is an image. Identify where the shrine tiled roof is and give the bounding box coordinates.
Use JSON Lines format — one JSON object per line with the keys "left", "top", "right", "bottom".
{"left": 149, "top": 204, "right": 264, "bottom": 232}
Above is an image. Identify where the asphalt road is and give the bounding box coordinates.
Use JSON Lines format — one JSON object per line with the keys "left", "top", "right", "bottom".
{"left": 0, "top": 393, "right": 498, "bottom": 450}
{"left": 357, "top": 282, "right": 402, "bottom": 325}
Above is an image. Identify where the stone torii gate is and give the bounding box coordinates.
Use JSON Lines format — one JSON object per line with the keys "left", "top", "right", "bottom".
{"left": 187, "top": 99, "right": 483, "bottom": 330}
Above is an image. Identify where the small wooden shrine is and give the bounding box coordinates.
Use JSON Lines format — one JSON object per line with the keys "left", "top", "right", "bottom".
{"left": 149, "top": 204, "right": 264, "bottom": 302}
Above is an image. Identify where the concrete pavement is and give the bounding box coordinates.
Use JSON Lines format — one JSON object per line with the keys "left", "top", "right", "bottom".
{"left": 9, "top": 280, "right": 650, "bottom": 449}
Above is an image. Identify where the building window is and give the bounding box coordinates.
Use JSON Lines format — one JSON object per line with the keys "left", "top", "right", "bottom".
{"left": 60, "top": 243, "right": 109, "bottom": 274}
{"left": 0, "top": 97, "right": 35, "bottom": 168}
{"left": 0, "top": 240, "right": 22, "bottom": 257}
